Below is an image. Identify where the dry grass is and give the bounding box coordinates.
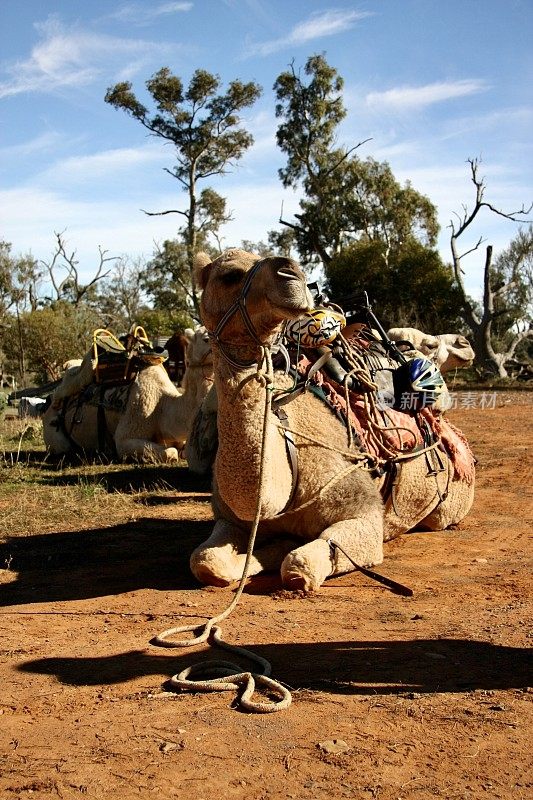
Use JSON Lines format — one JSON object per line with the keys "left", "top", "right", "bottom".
{"left": 0, "top": 416, "right": 207, "bottom": 541}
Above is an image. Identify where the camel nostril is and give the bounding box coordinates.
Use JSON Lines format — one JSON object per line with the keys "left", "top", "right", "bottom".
{"left": 277, "top": 266, "right": 300, "bottom": 280}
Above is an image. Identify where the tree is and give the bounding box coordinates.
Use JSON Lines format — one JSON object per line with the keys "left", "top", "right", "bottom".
{"left": 40, "top": 231, "right": 116, "bottom": 306}
{"left": 2, "top": 301, "right": 102, "bottom": 383}
{"left": 0, "top": 242, "right": 43, "bottom": 385}
{"left": 140, "top": 236, "right": 215, "bottom": 322}
{"left": 449, "top": 159, "right": 532, "bottom": 377}
{"left": 273, "top": 55, "right": 438, "bottom": 268}
{"left": 93, "top": 255, "right": 148, "bottom": 331}
{"left": 105, "top": 67, "right": 262, "bottom": 313}
{"left": 326, "top": 238, "right": 463, "bottom": 332}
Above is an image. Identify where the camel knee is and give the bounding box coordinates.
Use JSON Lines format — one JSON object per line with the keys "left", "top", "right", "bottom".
{"left": 324, "top": 510, "right": 384, "bottom": 574}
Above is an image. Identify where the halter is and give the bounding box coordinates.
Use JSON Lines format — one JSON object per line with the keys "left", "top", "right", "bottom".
{"left": 207, "top": 258, "right": 269, "bottom": 370}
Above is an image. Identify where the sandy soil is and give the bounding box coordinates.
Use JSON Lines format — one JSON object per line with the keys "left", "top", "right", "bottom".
{"left": 1, "top": 392, "right": 532, "bottom": 800}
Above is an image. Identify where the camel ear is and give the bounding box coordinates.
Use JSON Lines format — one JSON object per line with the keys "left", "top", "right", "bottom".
{"left": 183, "top": 327, "right": 195, "bottom": 343}
{"left": 194, "top": 252, "right": 212, "bottom": 290}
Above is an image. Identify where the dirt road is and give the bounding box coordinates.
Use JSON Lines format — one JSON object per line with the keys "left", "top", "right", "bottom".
{"left": 1, "top": 393, "right": 532, "bottom": 799}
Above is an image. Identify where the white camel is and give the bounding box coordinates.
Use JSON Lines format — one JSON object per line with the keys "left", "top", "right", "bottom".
{"left": 387, "top": 327, "right": 474, "bottom": 372}
{"left": 188, "top": 249, "right": 475, "bottom": 592}
{"left": 43, "top": 327, "right": 213, "bottom": 462}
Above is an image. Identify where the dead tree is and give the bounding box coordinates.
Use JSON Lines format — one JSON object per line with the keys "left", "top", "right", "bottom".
{"left": 41, "top": 231, "right": 117, "bottom": 306}
{"left": 449, "top": 158, "right": 532, "bottom": 378}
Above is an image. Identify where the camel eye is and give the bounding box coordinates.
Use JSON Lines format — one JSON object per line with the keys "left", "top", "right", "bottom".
{"left": 220, "top": 269, "right": 244, "bottom": 286}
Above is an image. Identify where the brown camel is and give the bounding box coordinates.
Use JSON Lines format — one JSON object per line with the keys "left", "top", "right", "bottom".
{"left": 190, "top": 249, "right": 475, "bottom": 592}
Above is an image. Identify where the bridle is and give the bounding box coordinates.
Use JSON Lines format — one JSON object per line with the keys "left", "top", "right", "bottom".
{"left": 206, "top": 258, "right": 270, "bottom": 370}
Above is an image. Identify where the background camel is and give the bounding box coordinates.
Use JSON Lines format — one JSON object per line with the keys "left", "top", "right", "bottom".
{"left": 164, "top": 329, "right": 194, "bottom": 384}
{"left": 387, "top": 327, "right": 475, "bottom": 372}
{"left": 43, "top": 327, "right": 213, "bottom": 462}
{"left": 189, "top": 249, "right": 475, "bottom": 592}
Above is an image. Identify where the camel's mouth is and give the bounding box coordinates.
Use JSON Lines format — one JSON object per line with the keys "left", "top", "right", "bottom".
{"left": 273, "top": 266, "right": 314, "bottom": 315}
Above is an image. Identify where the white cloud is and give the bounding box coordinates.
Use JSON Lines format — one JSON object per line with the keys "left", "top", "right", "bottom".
{"left": 34, "top": 145, "right": 168, "bottom": 186}
{"left": 248, "top": 9, "right": 372, "bottom": 57}
{"left": 366, "top": 79, "right": 488, "bottom": 110}
{"left": 108, "top": 2, "right": 193, "bottom": 25}
{"left": 0, "top": 16, "right": 176, "bottom": 98}
{"left": 0, "top": 131, "right": 63, "bottom": 158}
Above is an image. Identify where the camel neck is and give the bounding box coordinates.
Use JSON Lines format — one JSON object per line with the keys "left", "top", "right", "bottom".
{"left": 214, "top": 363, "right": 293, "bottom": 521}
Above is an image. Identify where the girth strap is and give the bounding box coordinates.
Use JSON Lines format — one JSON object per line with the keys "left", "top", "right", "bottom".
{"left": 272, "top": 406, "right": 299, "bottom": 514}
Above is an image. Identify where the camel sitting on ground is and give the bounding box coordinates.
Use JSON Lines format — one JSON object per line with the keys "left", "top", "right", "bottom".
{"left": 185, "top": 320, "right": 474, "bottom": 472}
{"left": 43, "top": 327, "right": 213, "bottom": 462}
{"left": 189, "top": 249, "right": 475, "bottom": 592}
{"left": 387, "top": 327, "right": 474, "bottom": 372}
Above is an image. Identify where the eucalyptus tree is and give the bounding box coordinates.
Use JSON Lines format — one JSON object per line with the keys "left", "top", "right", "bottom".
{"left": 105, "top": 68, "right": 262, "bottom": 313}
{"left": 274, "top": 55, "right": 438, "bottom": 267}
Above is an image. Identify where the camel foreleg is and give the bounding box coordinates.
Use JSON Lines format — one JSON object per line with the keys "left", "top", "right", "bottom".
{"left": 114, "top": 436, "right": 179, "bottom": 462}
{"left": 190, "top": 519, "right": 296, "bottom": 586}
{"left": 280, "top": 507, "right": 384, "bottom": 592}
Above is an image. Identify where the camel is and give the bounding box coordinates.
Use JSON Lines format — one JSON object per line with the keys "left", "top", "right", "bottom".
{"left": 43, "top": 327, "right": 213, "bottom": 462}
{"left": 164, "top": 329, "right": 195, "bottom": 384}
{"left": 189, "top": 249, "right": 475, "bottom": 592}
{"left": 387, "top": 327, "right": 474, "bottom": 372}
{"left": 185, "top": 320, "right": 473, "bottom": 473}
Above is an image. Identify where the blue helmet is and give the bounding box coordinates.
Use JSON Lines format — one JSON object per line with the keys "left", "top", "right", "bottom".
{"left": 393, "top": 357, "right": 445, "bottom": 410}
{"left": 408, "top": 357, "right": 445, "bottom": 395}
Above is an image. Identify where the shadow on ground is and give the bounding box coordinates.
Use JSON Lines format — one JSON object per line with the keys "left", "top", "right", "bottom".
{"left": 0, "top": 518, "right": 212, "bottom": 605}
{"left": 17, "top": 637, "right": 533, "bottom": 695}
{"left": 1, "top": 451, "right": 212, "bottom": 493}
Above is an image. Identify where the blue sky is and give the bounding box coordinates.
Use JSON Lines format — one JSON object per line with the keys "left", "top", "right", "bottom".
{"left": 1, "top": 0, "right": 532, "bottom": 297}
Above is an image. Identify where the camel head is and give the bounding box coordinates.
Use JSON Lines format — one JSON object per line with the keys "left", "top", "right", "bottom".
{"left": 195, "top": 249, "right": 313, "bottom": 364}
{"left": 180, "top": 325, "right": 214, "bottom": 401}
{"left": 387, "top": 327, "right": 475, "bottom": 373}
{"left": 431, "top": 334, "right": 475, "bottom": 372}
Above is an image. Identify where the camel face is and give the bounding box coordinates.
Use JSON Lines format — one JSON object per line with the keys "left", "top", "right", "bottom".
{"left": 387, "top": 328, "right": 475, "bottom": 373}
{"left": 433, "top": 335, "right": 475, "bottom": 372}
{"left": 196, "top": 249, "right": 312, "bottom": 348}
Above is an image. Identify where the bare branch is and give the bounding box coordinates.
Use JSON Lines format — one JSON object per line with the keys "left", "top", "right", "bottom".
{"left": 321, "top": 139, "right": 372, "bottom": 178}
{"left": 141, "top": 208, "right": 189, "bottom": 218}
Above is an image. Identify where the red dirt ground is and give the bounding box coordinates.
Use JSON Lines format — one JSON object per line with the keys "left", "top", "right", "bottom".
{"left": 1, "top": 392, "right": 532, "bottom": 800}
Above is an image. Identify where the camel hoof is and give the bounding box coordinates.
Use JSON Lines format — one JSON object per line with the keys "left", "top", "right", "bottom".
{"left": 164, "top": 447, "right": 180, "bottom": 462}
{"left": 281, "top": 571, "right": 318, "bottom": 593}
{"left": 281, "top": 541, "right": 332, "bottom": 592}
{"left": 191, "top": 563, "right": 233, "bottom": 587}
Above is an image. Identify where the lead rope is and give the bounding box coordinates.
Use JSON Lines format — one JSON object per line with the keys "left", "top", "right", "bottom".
{"left": 153, "top": 345, "right": 292, "bottom": 713}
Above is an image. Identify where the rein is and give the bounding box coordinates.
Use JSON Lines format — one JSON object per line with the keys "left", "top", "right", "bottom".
{"left": 154, "top": 345, "right": 291, "bottom": 712}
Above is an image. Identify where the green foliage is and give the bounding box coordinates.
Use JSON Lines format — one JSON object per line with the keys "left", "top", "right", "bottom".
{"left": 326, "top": 239, "right": 464, "bottom": 332}
{"left": 0, "top": 240, "right": 42, "bottom": 318}
{"left": 140, "top": 236, "right": 217, "bottom": 321}
{"left": 275, "top": 54, "right": 346, "bottom": 190}
{"left": 134, "top": 307, "right": 194, "bottom": 340}
{"left": 490, "top": 224, "right": 532, "bottom": 355}
{"left": 3, "top": 301, "right": 102, "bottom": 383}
{"left": 273, "top": 56, "right": 439, "bottom": 267}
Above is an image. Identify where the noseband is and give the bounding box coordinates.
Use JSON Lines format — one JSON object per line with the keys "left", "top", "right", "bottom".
{"left": 207, "top": 258, "right": 269, "bottom": 370}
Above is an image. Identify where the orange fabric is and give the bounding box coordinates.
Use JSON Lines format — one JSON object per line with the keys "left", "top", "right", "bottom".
{"left": 296, "top": 355, "right": 475, "bottom": 483}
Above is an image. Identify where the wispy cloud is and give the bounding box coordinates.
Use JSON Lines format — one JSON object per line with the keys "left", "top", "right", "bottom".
{"left": 366, "top": 79, "right": 488, "bottom": 110}
{"left": 0, "top": 131, "right": 63, "bottom": 159}
{"left": 37, "top": 145, "right": 168, "bottom": 186}
{"left": 247, "top": 9, "right": 372, "bottom": 57}
{"left": 108, "top": 2, "right": 193, "bottom": 25}
{"left": 0, "top": 16, "right": 176, "bottom": 99}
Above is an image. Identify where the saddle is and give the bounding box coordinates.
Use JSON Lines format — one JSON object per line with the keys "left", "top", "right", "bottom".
{"left": 92, "top": 326, "right": 168, "bottom": 386}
